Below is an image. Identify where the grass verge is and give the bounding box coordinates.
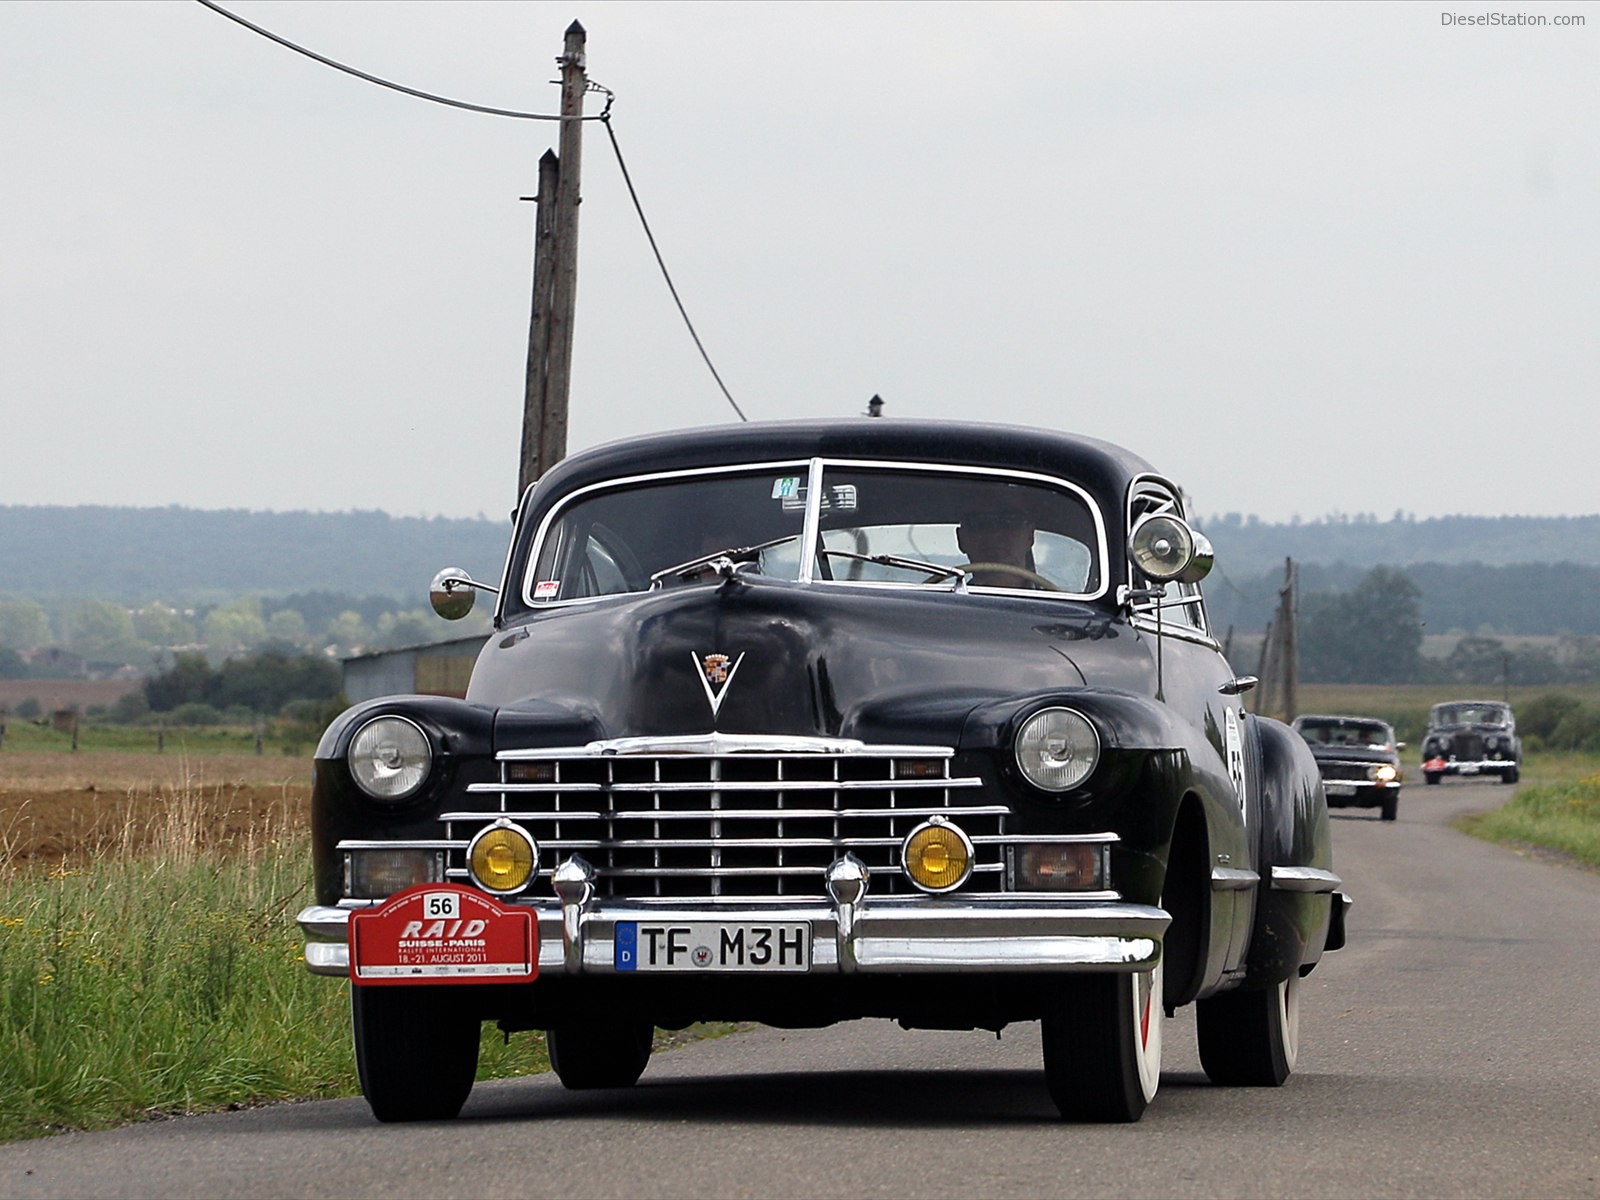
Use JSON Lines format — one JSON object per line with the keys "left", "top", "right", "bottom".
{"left": 1455, "top": 751, "right": 1600, "bottom": 870}
{"left": 0, "top": 784, "right": 554, "bottom": 1143}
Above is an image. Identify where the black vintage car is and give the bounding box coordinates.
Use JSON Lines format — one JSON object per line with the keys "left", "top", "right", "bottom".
{"left": 1421, "top": 700, "right": 1520, "bottom": 785}
{"left": 1291, "top": 714, "right": 1404, "bottom": 821}
{"left": 297, "top": 419, "right": 1347, "bottom": 1124}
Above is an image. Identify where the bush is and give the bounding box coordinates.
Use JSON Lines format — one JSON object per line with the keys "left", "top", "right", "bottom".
{"left": 1517, "top": 693, "right": 1584, "bottom": 742}
{"left": 1550, "top": 706, "right": 1600, "bottom": 753}
{"left": 169, "top": 702, "right": 225, "bottom": 726}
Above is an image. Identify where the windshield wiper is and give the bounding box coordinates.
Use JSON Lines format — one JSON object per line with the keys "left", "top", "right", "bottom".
{"left": 649, "top": 536, "right": 799, "bottom": 588}
{"left": 819, "top": 548, "right": 964, "bottom": 583}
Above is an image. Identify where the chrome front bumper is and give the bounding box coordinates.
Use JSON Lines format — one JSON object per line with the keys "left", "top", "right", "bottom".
{"left": 297, "top": 888, "right": 1169, "bottom": 979}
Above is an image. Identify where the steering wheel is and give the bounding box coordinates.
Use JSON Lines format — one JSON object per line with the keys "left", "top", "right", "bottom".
{"left": 954, "top": 562, "right": 1061, "bottom": 591}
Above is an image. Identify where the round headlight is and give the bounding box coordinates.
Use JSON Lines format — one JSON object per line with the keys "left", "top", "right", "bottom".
{"left": 1015, "top": 707, "right": 1100, "bottom": 792}
{"left": 348, "top": 715, "right": 432, "bottom": 802}
{"left": 1372, "top": 763, "right": 1398, "bottom": 783}
{"left": 901, "top": 819, "right": 973, "bottom": 893}
{"left": 468, "top": 822, "right": 539, "bottom": 895}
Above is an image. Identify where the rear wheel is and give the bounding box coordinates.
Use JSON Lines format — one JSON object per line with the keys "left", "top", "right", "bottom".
{"left": 1196, "top": 973, "right": 1300, "bottom": 1087}
{"left": 547, "top": 1018, "right": 655, "bottom": 1090}
{"left": 352, "top": 985, "right": 480, "bottom": 1122}
{"left": 1041, "top": 968, "right": 1162, "bottom": 1122}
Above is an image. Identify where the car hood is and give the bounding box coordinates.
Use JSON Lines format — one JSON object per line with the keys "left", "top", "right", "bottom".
{"left": 470, "top": 574, "right": 1150, "bottom": 743}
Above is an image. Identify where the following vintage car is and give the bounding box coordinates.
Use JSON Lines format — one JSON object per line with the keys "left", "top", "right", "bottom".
{"left": 1291, "top": 714, "right": 1404, "bottom": 821}
{"left": 1421, "top": 700, "right": 1520, "bottom": 785}
{"left": 297, "top": 418, "right": 1348, "bottom": 1124}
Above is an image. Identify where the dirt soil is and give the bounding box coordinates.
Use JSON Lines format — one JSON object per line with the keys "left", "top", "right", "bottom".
{"left": 0, "top": 752, "right": 313, "bottom": 867}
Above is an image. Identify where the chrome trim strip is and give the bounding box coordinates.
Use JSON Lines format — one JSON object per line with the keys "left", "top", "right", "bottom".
{"left": 445, "top": 804, "right": 1012, "bottom": 822}
{"left": 496, "top": 735, "right": 953, "bottom": 758}
{"left": 519, "top": 456, "right": 1112, "bottom": 606}
{"left": 1210, "top": 867, "right": 1260, "bottom": 891}
{"left": 1269, "top": 865, "right": 1344, "bottom": 894}
{"left": 498, "top": 778, "right": 983, "bottom": 795}
{"left": 337, "top": 839, "right": 460, "bottom": 852}
{"left": 797, "top": 457, "right": 824, "bottom": 585}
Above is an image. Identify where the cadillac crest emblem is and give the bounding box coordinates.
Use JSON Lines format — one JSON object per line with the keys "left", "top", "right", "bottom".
{"left": 693, "top": 650, "right": 745, "bottom": 719}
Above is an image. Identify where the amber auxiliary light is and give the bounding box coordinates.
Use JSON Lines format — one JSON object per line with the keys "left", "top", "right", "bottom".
{"left": 901, "top": 818, "right": 974, "bottom": 893}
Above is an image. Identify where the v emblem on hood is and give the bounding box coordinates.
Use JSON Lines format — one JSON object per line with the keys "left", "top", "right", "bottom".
{"left": 693, "top": 651, "right": 745, "bottom": 720}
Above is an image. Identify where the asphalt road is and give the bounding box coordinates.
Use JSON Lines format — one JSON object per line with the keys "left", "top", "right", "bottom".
{"left": 3, "top": 773, "right": 1597, "bottom": 1200}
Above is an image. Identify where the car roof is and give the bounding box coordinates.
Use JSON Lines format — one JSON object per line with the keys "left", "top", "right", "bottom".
{"left": 530, "top": 419, "right": 1163, "bottom": 511}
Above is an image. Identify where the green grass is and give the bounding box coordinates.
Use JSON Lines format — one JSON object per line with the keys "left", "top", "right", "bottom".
{"left": 1456, "top": 751, "right": 1600, "bottom": 869}
{"left": 0, "top": 794, "right": 552, "bottom": 1143}
{"left": 0, "top": 719, "right": 305, "bottom": 758}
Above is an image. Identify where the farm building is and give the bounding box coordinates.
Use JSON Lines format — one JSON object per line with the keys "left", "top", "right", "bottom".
{"left": 341, "top": 634, "right": 489, "bottom": 703}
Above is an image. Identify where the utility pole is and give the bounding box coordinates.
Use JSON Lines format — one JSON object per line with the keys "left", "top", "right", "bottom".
{"left": 519, "top": 21, "right": 588, "bottom": 498}
{"left": 1281, "top": 558, "right": 1299, "bottom": 722}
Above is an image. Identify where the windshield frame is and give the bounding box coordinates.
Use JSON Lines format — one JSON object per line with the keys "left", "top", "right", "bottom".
{"left": 517, "top": 456, "right": 1111, "bottom": 609}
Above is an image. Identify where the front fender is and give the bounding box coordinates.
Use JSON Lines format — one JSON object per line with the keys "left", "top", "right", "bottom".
{"left": 1245, "top": 715, "right": 1335, "bottom": 984}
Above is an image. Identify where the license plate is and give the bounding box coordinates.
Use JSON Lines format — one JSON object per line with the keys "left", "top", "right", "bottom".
{"left": 1458, "top": 763, "right": 1480, "bottom": 775}
{"left": 615, "top": 922, "right": 810, "bottom": 972}
{"left": 349, "top": 884, "right": 537, "bottom": 985}
{"left": 1324, "top": 783, "right": 1357, "bottom": 796}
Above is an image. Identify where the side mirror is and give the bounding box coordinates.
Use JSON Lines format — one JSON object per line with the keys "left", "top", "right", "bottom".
{"left": 1128, "top": 516, "right": 1213, "bottom": 584}
{"left": 430, "top": 567, "right": 492, "bottom": 621}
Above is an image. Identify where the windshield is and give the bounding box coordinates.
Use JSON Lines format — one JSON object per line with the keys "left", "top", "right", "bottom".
{"left": 1432, "top": 704, "right": 1510, "bottom": 727}
{"left": 524, "top": 462, "right": 1104, "bottom": 605}
{"left": 1296, "top": 718, "right": 1394, "bottom": 748}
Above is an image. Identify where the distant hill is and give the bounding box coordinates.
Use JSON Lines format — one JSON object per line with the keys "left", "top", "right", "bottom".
{"left": 0, "top": 506, "right": 510, "bottom": 603}
{"left": 5, "top": 505, "right": 1599, "bottom": 636}
{"left": 1197, "top": 512, "right": 1600, "bottom": 577}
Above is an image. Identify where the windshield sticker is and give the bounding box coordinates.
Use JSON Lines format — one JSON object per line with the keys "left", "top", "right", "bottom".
{"left": 771, "top": 477, "right": 802, "bottom": 500}
{"left": 777, "top": 482, "right": 859, "bottom": 514}
{"left": 534, "top": 580, "right": 560, "bottom": 599}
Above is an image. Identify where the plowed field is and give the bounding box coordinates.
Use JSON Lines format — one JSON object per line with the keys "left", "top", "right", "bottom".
{"left": 0, "top": 752, "right": 312, "bottom": 866}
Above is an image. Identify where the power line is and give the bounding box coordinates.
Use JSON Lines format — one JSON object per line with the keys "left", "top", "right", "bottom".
{"left": 194, "top": 0, "right": 748, "bottom": 423}
{"left": 601, "top": 118, "right": 747, "bottom": 423}
{"left": 195, "top": 0, "right": 598, "bottom": 122}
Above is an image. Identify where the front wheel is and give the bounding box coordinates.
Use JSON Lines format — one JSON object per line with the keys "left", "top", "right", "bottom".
{"left": 352, "top": 985, "right": 480, "bottom": 1122}
{"left": 1196, "top": 973, "right": 1300, "bottom": 1087}
{"left": 1041, "top": 968, "right": 1162, "bottom": 1122}
{"left": 547, "top": 1018, "right": 655, "bottom": 1090}
{"left": 1501, "top": 766, "right": 1520, "bottom": 785}
{"left": 1423, "top": 771, "right": 1442, "bottom": 786}
{"left": 1380, "top": 792, "right": 1399, "bottom": 821}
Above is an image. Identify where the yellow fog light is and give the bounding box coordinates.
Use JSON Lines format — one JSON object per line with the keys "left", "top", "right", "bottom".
{"left": 467, "top": 822, "right": 539, "bottom": 896}
{"left": 901, "top": 819, "right": 974, "bottom": 893}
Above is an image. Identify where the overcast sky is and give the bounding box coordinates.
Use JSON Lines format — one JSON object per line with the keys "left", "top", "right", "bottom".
{"left": 2, "top": 1, "right": 1594, "bottom": 523}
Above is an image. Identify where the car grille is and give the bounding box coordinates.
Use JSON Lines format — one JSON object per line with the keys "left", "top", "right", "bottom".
{"left": 441, "top": 735, "right": 1007, "bottom": 899}
{"left": 1446, "top": 733, "right": 1483, "bottom": 759}
{"left": 1318, "top": 760, "right": 1378, "bottom": 782}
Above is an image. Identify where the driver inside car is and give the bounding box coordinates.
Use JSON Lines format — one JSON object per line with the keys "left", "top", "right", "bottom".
{"left": 956, "top": 507, "right": 1043, "bottom": 588}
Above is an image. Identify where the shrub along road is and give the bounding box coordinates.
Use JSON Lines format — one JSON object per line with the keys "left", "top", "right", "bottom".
{"left": 1, "top": 770, "right": 1597, "bottom": 1199}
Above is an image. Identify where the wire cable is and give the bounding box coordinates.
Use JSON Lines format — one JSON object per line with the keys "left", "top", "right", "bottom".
{"left": 196, "top": 0, "right": 747, "bottom": 422}
{"left": 195, "top": 0, "right": 599, "bottom": 122}
{"left": 601, "top": 116, "right": 748, "bottom": 422}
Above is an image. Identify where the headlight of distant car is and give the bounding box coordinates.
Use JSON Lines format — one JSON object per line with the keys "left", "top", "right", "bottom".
{"left": 1015, "top": 707, "right": 1100, "bottom": 792}
{"left": 348, "top": 715, "right": 432, "bottom": 802}
{"left": 1371, "top": 763, "right": 1398, "bottom": 783}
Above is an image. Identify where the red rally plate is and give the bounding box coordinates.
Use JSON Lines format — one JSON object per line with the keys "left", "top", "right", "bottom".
{"left": 349, "top": 884, "right": 537, "bottom": 986}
